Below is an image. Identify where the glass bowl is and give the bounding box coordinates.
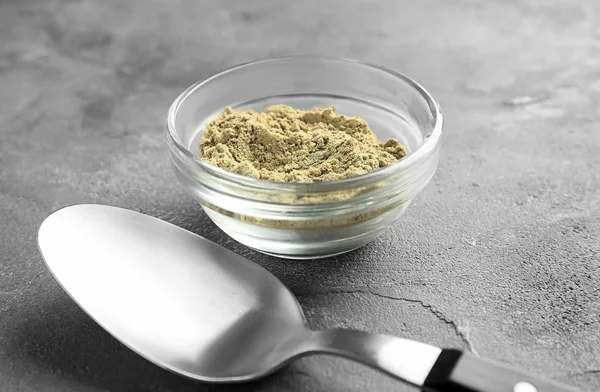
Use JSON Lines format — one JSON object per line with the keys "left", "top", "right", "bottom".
{"left": 165, "top": 57, "right": 442, "bottom": 259}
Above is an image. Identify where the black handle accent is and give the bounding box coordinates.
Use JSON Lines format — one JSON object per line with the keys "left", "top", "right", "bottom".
{"left": 422, "top": 349, "right": 580, "bottom": 392}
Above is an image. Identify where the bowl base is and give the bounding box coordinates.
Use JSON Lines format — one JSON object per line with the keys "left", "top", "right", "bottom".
{"left": 248, "top": 245, "right": 364, "bottom": 260}
{"left": 202, "top": 203, "right": 410, "bottom": 260}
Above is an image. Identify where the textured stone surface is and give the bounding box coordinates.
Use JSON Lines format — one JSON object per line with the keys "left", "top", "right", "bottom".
{"left": 1, "top": 0, "right": 600, "bottom": 391}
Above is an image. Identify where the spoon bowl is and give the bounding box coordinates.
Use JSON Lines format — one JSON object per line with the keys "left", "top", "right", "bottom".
{"left": 37, "top": 204, "right": 308, "bottom": 381}
{"left": 37, "top": 204, "right": 581, "bottom": 391}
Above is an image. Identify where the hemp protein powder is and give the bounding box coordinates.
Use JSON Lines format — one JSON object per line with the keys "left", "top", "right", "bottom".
{"left": 199, "top": 105, "right": 406, "bottom": 183}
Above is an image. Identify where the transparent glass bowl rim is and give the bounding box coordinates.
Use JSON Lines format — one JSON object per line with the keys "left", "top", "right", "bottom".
{"left": 165, "top": 56, "right": 443, "bottom": 193}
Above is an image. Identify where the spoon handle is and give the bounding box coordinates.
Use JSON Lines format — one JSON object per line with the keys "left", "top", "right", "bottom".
{"left": 308, "top": 329, "right": 580, "bottom": 392}
{"left": 421, "top": 349, "right": 579, "bottom": 392}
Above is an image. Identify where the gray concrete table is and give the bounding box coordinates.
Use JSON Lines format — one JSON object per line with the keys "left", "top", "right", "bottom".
{"left": 1, "top": 1, "right": 599, "bottom": 391}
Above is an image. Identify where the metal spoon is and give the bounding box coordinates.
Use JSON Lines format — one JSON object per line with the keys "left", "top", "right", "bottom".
{"left": 37, "top": 204, "right": 579, "bottom": 392}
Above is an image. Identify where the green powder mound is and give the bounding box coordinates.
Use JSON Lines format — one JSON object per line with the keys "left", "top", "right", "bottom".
{"left": 199, "top": 105, "right": 406, "bottom": 183}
